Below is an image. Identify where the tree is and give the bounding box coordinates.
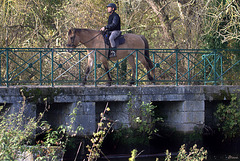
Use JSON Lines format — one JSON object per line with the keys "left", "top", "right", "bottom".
{"left": 1, "top": 0, "right": 239, "bottom": 49}
{"left": 0, "top": 0, "right": 68, "bottom": 48}
{"left": 143, "top": 0, "right": 214, "bottom": 49}
{"left": 202, "top": 0, "right": 240, "bottom": 49}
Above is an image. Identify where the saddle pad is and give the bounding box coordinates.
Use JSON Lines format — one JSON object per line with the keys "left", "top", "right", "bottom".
{"left": 103, "top": 33, "right": 125, "bottom": 48}
{"left": 115, "top": 35, "right": 125, "bottom": 47}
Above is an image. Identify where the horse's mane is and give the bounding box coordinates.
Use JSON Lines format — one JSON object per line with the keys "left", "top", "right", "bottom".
{"left": 69, "top": 28, "right": 100, "bottom": 35}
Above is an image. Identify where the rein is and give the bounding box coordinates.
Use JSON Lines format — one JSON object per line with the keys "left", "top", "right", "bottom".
{"left": 70, "top": 31, "right": 102, "bottom": 48}
{"left": 81, "top": 32, "right": 102, "bottom": 45}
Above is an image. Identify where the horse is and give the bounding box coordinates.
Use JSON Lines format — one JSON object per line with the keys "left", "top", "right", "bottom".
{"left": 66, "top": 28, "right": 155, "bottom": 86}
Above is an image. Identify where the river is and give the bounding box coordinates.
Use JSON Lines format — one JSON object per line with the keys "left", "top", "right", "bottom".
{"left": 98, "top": 154, "right": 239, "bottom": 161}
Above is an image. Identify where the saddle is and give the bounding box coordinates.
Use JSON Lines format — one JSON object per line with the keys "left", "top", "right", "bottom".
{"left": 103, "top": 31, "right": 125, "bottom": 57}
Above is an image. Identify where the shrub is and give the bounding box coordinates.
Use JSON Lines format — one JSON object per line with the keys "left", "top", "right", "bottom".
{"left": 86, "top": 103, "right": 113, "bottom": 161}
{"left": 127, "top": 95, "right": 163, "bottom": 138}
{"left": 0, "top": 93, "right": 82, "bottom": 160}
{"left": 214, "top": 94, "right": 240, "bottom": 139}
{"left": 165, "top": 144, "right": 207, "bottom": 161}
{"left": 0, "top": 97, "right": 39, "bottom": 160}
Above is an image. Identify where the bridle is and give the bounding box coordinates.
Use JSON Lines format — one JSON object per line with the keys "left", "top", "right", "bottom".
{"left": 67, "top": 31, "right": 102, "bottom": 48}
{"left": 67, "top": 35, "right": 77, "bottom": 48}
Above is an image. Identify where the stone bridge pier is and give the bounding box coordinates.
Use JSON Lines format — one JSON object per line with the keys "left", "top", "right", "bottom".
{"left": 0, "top": 85, "right": 239, "bottom": 136}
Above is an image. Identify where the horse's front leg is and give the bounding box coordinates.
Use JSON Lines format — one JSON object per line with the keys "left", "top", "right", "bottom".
{"left": 81, "top": 58, "right": 93, "bottom": 86}
{"left": 102, "top": 61, "right": 112, "bottom": 86}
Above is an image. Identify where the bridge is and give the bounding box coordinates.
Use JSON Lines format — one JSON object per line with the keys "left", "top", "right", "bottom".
{"left": 0, "top": 48, "right": 239, "bottom": 135}
{"left": 0, "top": 85, "right": 239, "bottom": 135}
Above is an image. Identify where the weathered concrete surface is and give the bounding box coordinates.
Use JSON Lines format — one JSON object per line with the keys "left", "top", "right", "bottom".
{"left": 0, "top": 85, "right": 239, "bottom": 134}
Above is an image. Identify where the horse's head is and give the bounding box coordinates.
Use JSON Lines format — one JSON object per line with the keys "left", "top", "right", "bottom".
{"left": 66, "top": 28, "right": 78, "bottom": 52}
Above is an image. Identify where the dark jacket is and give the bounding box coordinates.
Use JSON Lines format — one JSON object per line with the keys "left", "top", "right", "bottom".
{"left": 105, "top": 12, "right": 121, "bottom": 31}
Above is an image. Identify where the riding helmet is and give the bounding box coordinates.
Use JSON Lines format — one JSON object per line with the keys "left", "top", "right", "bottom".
{"left": 106, "top": 3, "right": 117, "bottom": 10}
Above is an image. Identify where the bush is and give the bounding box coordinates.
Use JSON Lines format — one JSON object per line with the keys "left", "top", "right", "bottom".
{"left": 129, "top": 144, "right": 207, "bottom": 161}
{"left": 127, "top": 95, "right": 163, "bottom": 138}
{"left": 214, "top": 94, "right": 240, "bottom": 139}
{"left": 0, "top": 98, "right": 39, "bottom": 160}
{"left": 165, "top": 144, "right": 207, "bottom": 161}
{"left": 0, "top": 93, "right": 82, "bottom": 160}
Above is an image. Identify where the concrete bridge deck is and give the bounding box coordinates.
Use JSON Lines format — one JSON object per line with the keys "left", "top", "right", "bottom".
{"left": 0, "top": 85, "right": 239, "bottom": 135}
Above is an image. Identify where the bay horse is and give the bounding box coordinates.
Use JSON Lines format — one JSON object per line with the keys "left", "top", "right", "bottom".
{"left": 66, "top": 28, "right": 155, "bottom": 86}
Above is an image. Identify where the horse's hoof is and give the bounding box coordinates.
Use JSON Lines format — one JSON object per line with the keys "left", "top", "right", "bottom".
{"left": 151, "top": 79, "right": 156, "bottom": 84}
{"left": 106, "top": 82, "right": 111, "bottom": 86}
{"left": 127, "top": 83, "right": 133, "bottom": 86}
{"left": 127, "top": 82, "right": 134, "bottom": 86}
{"left": 128, "top": 80, "right": 135, "bottom": 86}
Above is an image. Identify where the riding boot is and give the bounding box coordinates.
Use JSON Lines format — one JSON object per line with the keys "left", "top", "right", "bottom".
{"left": 109, "top": 47, "right": 117, "bottom": 58}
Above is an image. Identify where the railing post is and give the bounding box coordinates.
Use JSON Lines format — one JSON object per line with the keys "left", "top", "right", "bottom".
{"left": 40, "top": 51, "right": 42, "bottom": 86}
{"left": 175, "top": 49, "right": 179, "bottom": 86}
{"left": 187, "top": 52, "right": 190, "bottom": 85}
{"left": 94, "top": 49, "right": 97, "bottom": 87}
{"left": 220, "top": 53, "right": 223, "bottom": 85}
{"left": 51, "top": 49, "right": 54, "bottom": 87}
{"left": 135, "top": 49, "right": 139, "bottom": 86}
{"left": 214, "top": 50, "right": 217, "bottom": 85}
{"left": 79, "top": 51, "right": 81, "bottom": 85}
{"left": 152, "top": 51, "right": 156, "bottom": 81}
{"left": 116, "top": 60, "right": 119, "bottom": 85}
{"left": 0, "top": 50, "right": 2, "bottom": 86}
{"left": 6, "top": 48, "right": 9, "bottom": 87}
{"left": 203, "top": 54, "right": 206, "bottom": 85}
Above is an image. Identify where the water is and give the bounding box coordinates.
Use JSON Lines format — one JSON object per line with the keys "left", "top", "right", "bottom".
{"left": 98, "top": 155, "right": 239, "bottom": 161}
{"left": 99, "top": 158, "right": 238, "bottom": 161}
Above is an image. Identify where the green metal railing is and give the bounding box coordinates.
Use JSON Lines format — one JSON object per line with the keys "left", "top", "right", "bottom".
{"left": 0, "top": 48, "right": 239, "bottom": 86}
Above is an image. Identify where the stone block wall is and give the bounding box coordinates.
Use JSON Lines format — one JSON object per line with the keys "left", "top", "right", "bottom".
{"left": 0, "top": 85, "right": 238, "bottom": 135}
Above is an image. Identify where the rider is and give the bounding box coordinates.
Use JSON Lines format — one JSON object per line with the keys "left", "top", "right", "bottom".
{"left": 100, "top": 3, "right": 121, "bottom": 58}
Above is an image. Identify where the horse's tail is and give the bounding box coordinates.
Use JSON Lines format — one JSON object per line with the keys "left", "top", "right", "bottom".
{"left": 140, "top": 35, "right": 154, "bottom": 75}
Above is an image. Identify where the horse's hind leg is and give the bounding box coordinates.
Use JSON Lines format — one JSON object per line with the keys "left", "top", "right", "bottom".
{"left": 145, "top": 65, "right": 155, "bottom": 83}
{"left": 127, "top": 56, "right": 136, "bottom": 86}
{"left": 139, "top": 57, "right": 155, "bottom": 83}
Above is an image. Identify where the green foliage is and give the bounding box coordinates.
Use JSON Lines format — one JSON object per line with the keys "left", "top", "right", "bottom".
{"left": 214, "top": 94, "right": 240, "bottom": 139}
{"left": 1, "top": 0, "right": 240, "bottom": 49}
{"left": 34, "top": 120, "right": 82, "bottom": 160}
{"left": 183, "top": 127, "right": 203, "bottom": 144}
{"left": 0, "top": 105, "right": 37, "bottom": 160}
{"left": 112, "top": 95, "right": 163, "bottom": 150}
{"left": 129, "top": 144, "right": 207, "bottom": 161}
{"left": 0, "top": 0, "right": 69, "bottom": 48}
{"left": 127, "top": 95, "right": 163, "bottom": 137}
{"left": 86, "top": 105, "right": 112, "bottom": 161}
{"left": 201, "top": 31, "right": 228, "bottom": 49}
{"left": 0, "top": 92, "right": 40, "bottom": 160}
{"left": 202, "top": 0, "right": 240, "bottom": 49}
{"left": 34, "top": 103, "right": 83, "bottom": 160}
{"left": 165, "top": 150, "right": 171, "bottom": 161}
{"left": 35, "top": 113, "right": 83, "bottom": 160}
{"left": 113, "top": 126, "right": 149, "bottom": 147}
{"left": 165, "top": 144, "right": 207, "bottom": 161}
{"left": 0, "top": 92, "right": 82, "bottom": 160}
{"left": 129, "top": 149, "right": 138, "bottom": 161}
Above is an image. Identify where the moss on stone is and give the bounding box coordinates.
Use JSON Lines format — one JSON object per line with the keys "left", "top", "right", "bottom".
{"left": 21, "top": 87, "right": 61, "bottom": 104}
{"left": 212, "top": 88, "right": 231, "bottom": 100}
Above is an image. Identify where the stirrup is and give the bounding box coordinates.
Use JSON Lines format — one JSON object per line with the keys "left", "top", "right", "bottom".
{"left": 109, "top": 51, "right": 116, "bottom": 58}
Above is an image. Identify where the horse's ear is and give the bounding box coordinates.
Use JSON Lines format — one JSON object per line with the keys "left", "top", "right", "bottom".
{"left": 68, "top": 29, "right": 72, "bottom": 35}
{"left": 73, "top": 29, "right": 77, "bottom": 34}
{"left": 68, "top": 28, "right": 77, "bottom": 35}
